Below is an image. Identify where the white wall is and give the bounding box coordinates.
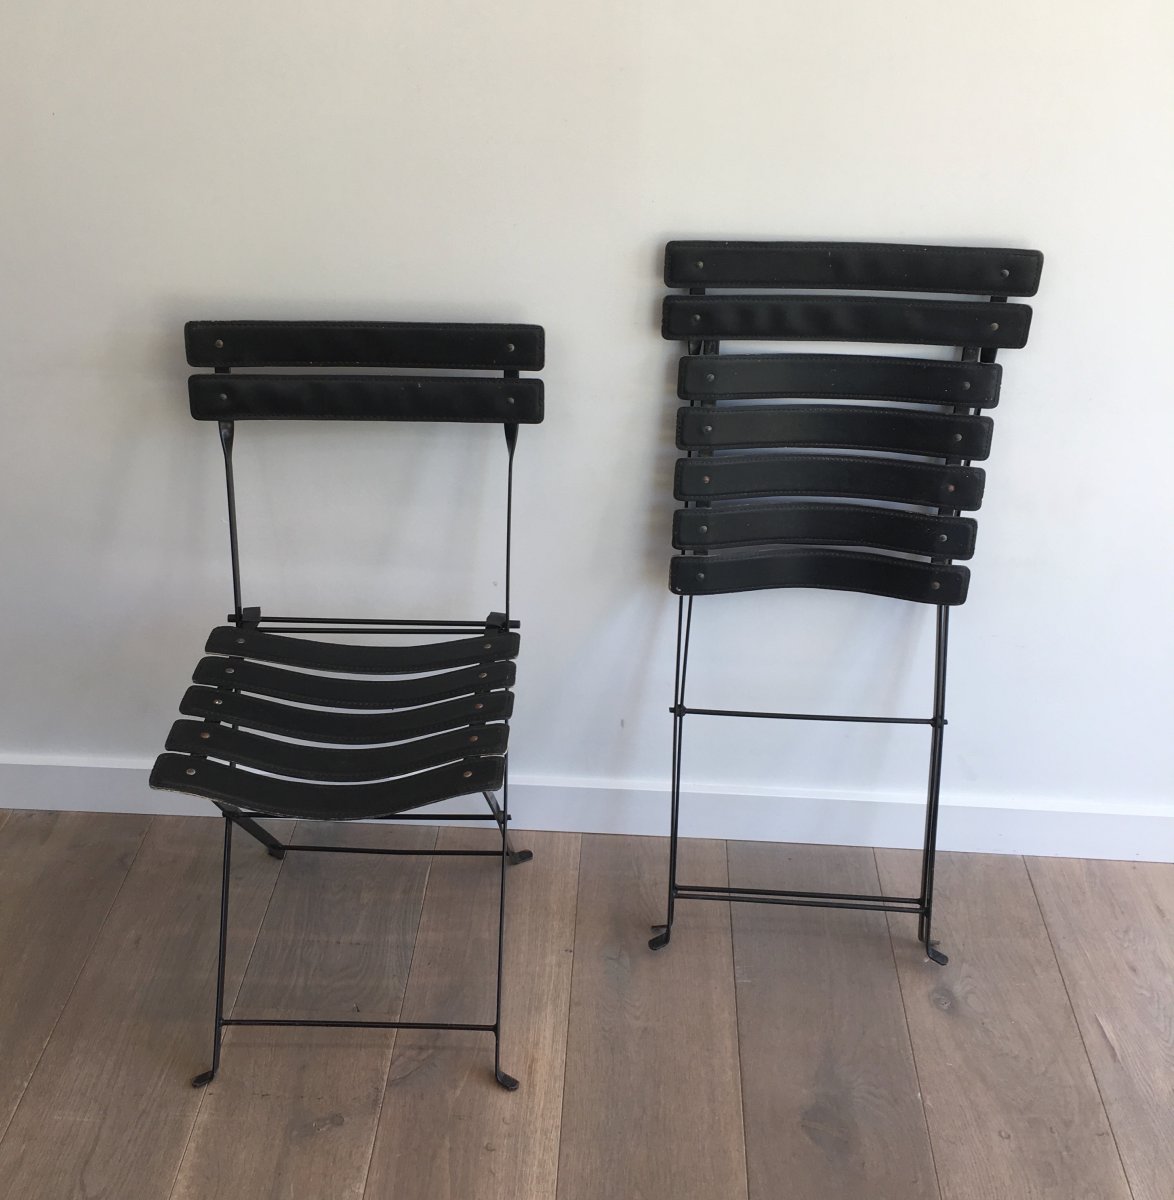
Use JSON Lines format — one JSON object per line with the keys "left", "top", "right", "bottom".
{"left": 2, "top": 0, "right": 1172, "bottom": 856}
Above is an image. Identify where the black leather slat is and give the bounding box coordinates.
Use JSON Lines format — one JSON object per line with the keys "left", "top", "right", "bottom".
{"left": 190, "top": 375, "right": 543, "bottom": 424}
{"left": 205, "top": 627, "right": 519, "bottom": 674}
{"left": 665, "top": 241, "right": 1044, "bottom": 296}
{"left": 662, "top": 296, "right": 1031, "bottom": 348}
{"left": 149, "top": 753, "right": 504, "bottom": 821}
{"left": 675, "top": 455, "right": 985, "bottom": 509}
{"left": 678, "top": 354, "right": 1001, "bottom": 407}
{"left": 185, "top": 321, "right": 544, "bottom": 371}
{"left": 165, "top": 720, "right": 507, "bottom": 783}
{"left": 191, "top": 658, "right": 515, "bottom": 708}
{"left": 670, "top": 548, "right": 970, "bottom": 605}
{"left": 178, "top": 686, "right": 513, "bottom": 743}
{"left": 673, "top": 503, "right": 977, "bottom": 559}
{"left": 677, "top": 406, "right": 993, "bottom": 459}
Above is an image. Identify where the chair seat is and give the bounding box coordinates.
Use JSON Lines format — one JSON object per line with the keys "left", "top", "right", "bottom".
{"left": 150, "top": 626, "right": 515, "bottom": 820}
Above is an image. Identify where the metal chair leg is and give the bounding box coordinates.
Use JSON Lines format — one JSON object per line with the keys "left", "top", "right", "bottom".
{"left": 193, "top": 814, "right": 233, "bottom": 1086}
{"left": 483, "top": 790, "right": 532, "bottom": 866}
{"left": 492, "top": 779, "right": 519, "bottom": 1090}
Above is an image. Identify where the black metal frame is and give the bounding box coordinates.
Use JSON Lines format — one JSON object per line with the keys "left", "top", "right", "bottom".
{"left": 189, "top": 359, "right": 531, "bottom": 1091}
{"left": 650, "top": 293, "right": 1011, "bottom": 965}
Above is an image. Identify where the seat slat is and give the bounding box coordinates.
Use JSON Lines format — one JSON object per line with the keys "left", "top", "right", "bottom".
{"left": 204, "top": 627, "right": 519, "bottom": 675}
{"left": 670, "top": 548, "right": 970, "bottom": 605}
{"left": 665, "top": 241, "right": 1044, "bottom": 296}
{"left": 185, "top": 320, "right": 544, "bottom": 371}
{"left": 675, "top": 454, "right": 985, "bottom": 509}
{"left": 189, "top": 375, "right": 543, "bottom": 424}
{"left": 165, "top": 720, "right": 507, "bottom": 783}
{"left": 178, "top": 686, "right": 513, "bottom": 743}
{"left": 673, "top": 503, "right": 977, "bottom": 559}
{"left": 190, "top": 657, "right": 515, "bottom": 708}
{"left": 677, "top": 405, "right": 993, "bottom": 459}
{"left": 662, "top": 295, "right": 1031, "bottom": 348}
{"left": 149, "top": 753, "right": 504, "bottom": 821}
{"left": 678, "top": 354, "right": 1001, "bottom": 407}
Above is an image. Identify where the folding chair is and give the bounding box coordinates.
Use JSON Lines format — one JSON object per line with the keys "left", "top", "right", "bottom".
{"left": 149, "top": 319, "right": 544, "bottom": 1089}
{"left": 651, "top": 242, "right": 1043, "bottom": 962}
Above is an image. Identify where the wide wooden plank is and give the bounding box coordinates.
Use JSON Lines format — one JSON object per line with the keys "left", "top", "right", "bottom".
{"left": 0, "top": 810, "right": 150, "bottom": 1139}
{"left": 170, "top": 821, "right": 436, "bottom": 1200}
{"left": 557, "top": 835, "right": 748, "bottom": 1200}
{"left": 876, "top": 850, "right": 1132, "bottom": 1200}
{"left": 729, "top": 842, "right": 938, "bottom": 1199}
{"left": 0, "top": 814, "right": 279, "bottom": 1198}
{"left": 365, "top": 828, "right": 580, "bottom": 1200}
{"left": 1027, "top": 857, "right": 1174, "bottom": 1200}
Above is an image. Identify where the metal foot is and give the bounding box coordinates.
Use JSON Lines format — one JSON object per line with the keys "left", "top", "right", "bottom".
{"left": 926, "top": 943, "right": 949, "bottom": 966}
{"left": 191, "top": 1069, "right": 217, "bottom": 1088}
{"left": 508, "top": 848, "right": 533, "bottom": 866}
{"left": 494, "top": 1069, "right": 520, "bottom": 1091}
{"left": 648, "top": 925, "right": 672, "bottom": 952}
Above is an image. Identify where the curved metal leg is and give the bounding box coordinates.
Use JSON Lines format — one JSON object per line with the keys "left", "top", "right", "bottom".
{"left": 193, "top": 814, "right": 232, "bottom": 1086}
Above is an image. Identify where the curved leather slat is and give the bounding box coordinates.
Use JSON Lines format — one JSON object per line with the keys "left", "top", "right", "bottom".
{"left": 678, "top": 354, "right": 1001, "bottom": 407}
{"left": 675, "top": 455, "right": 985, "bottom": 509}
{"left": 205, "top": 627, "right": 519, "bottom": 675}
{"left": 185, "top": 321, "right": 544, "bottom": 371}
{"left": 190, "top": 375, "right": 544, "bottom": 424}
{"left": 665, "top": 241, "right": 1043, "bottom": 297}
{"left": 673, "top": 503, "right": 977, "bottom": 559}
{"left": 670, "top": 548, "right": 970, "bottom": 605}
{"left": 677, "top": 406, "right": 993, "bottom": 460}
{"left": 191, "top": 657, "right": 516, "bottom": 708}
{"left": 149, "top": 753, "right": 505, "bottom": 821}
{"left": 662, "top": 296, "right": 1031, "bottom": 348}
{"left": 178, "top": 686, "right": 513, "bottom": 743}
{"left": 165, "top": 720, "right": 508, "bottom": 783}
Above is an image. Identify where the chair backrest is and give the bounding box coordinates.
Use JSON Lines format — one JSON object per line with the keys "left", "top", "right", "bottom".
{"left": 662, "top": 242, "right": 1042, "bottom": 605}
{"left": 185, "top": 319, "right": 544, "bottom": 621}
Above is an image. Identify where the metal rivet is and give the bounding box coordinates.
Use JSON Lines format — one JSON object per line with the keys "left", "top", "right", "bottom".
{"left": 224, "top": 667, "right": 235, "bottom": 674}
{"left": 701, "top": 474, "right": 711, "bottom": 484}
{"left": 506, "top": 396, "right": 515, "bottom": 405}
{"left": 478, "top": 672, "right": 488, "bottom": 679}
{"left": 695, "top": 260, "right": 704, "bottom": 269}
{"left": 213, "top": 698, "right": 223, "bottom": 706}
{"left": 469, "top": 735, "right": 479, "bottom": 743}
{"left": 218, "top": 392, "right": 228, "bottom": 402}
{"left": 462, "top": 769, "right": 473, "bottom": 778}
{"left": 483, "top": 642, "right": 492, "bottom": 649}
{"left": 946, "top": 484, "right": 956, "bottom": 493}
{"left": 937, "top": 533, "right": 948, "bottom": 543}
{"left": 704, "top": 373, "right": 715, "bottom": 382}
{"left": 213, "top": 339, "right": 224, "bottom": 349}
{"left": 235, "top": 637, "right": 245, "bottom": 644}
{"left": 691, "top": 313, "right": 702, "bottom": 323}
{"left": 989, "top": 322, "right": 1000, "bottom": 332}
{"left": 698, "top": 524, "right": 708, "bottom": 534}
{"left": 185, "top": 767, "right": 197, "bottom": 776}
{"left": 1000, "top": 268, "right": 1010, "bottom": 278}
{"left": 930, "top": 581, "right": 941, "bottom": 590}
{"left": 199, "top": 731, "right": 211, "bottom": 740}
{"left": 702, "top": 424, "right": 713, "bottom": 434}
{"left": 952, "top": 433, "right": 963, "bottom": 442}
{"left": 505, "top": 342, "right": 515, "bottom": 352}
{"left": 696, "top": 571, "right": 706, "bottom": 580}
{"left": 473, "top": 702, "right": 484, "bottom": 710}
{"left": 961, "top": 381, "right": 971, "bottom": 391}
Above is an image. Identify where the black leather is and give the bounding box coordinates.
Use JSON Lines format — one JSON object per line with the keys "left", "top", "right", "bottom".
{"left": 190, "top": 375, "right": 544, "bottom": 424}
{"left": 665, "top": 241, "right": 1043, "bottom": 296}
{"left": 179, "top": 685, "right": 513, "bottom": 743}
{"left": 673, "top": 503, "right": 977, "bottom": 559}
{"left": 185, "top": 321, "right": 544, "bottom": 371}
{"left": 678, "top": 354, "right": 1001, "bottom": 407}
{"left": 204, "top": 626, "right": 518, "bottom": 674}
{"left": 150, "top": 753, "right": 505, "bottom": 821}
{"left": 675, "top": 455, "right": 985, "bottom": 509}
{"left": 670, "top": 548, "right": 970, "bottom": 605}
{"left": 677, "top": 405, "right": 993, "bottom": 459}
{"left": 663, "top": 295, "right": 1032, "bottom": 348}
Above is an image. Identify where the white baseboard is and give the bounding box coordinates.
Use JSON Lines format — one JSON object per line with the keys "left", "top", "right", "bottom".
{"left": 1, "top": 758, "right": 1170, "bottom": 863}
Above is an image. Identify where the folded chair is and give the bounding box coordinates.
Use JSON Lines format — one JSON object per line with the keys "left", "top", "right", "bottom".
{"left": 652, "top": 242, "right": 1043, "bottom": 962}
{"left": 150, "top": 319, "right": 544, "bottom": 1088}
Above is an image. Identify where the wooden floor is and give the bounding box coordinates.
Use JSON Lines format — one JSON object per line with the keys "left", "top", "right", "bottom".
{"left": 0, "top": 810, "right": 1170, "bottom": 1200}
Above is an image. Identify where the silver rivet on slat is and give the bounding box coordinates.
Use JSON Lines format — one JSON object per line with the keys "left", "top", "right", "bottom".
{"left": 953, "top": 433, "right": 963, "bottom": 442}
{"left": 695, "top": 260, "right": 704, "bottom": 269}
{"left": 705, "top": 373, "right": 715, "bottom": 382}
{"left": 703, "top": 425, "right": 713, "bottom": 434}
{"left": 1000, "top": 268, "right": 1010, "bottom": 278}
{"left": 469, "top": 735, "right": 479, "bottom": 743}
{"left": 213, "top": 698, "right": 223, "bottom": 706}
{"left": 483, "top": 642, "right": 492, "bottom": 649}
{"left": 219, "top": 393, "right": 228, "bottom": 402}
{"left": 506, "top": 343, "right": 515, "bottom": 352}
{"left": 961, "top": 381, "right": 971, "bottom": 391}
{"left": 931, "top": 581, "right": 941, "bottom": 590}
{"left": 938, "top": 533, "right": 948, "bottom": 543}
{"left": 185, "top": 767, "right": 197, "bottom": 775}
{"left": 224, "top": 667, "right": 235, "bottom": 675}
{"left": 698, "top": 525, "right": 708, "bottom": 534}
{"left": 946, "top": 484, "right": 956, "bottom": 494}
{"left": 200, "top": 730, "right": 211, "bottom": 740}
{"left": 213, "top": 339, "right": 224, "bottom": 349}
{"left": 691, "top": 314, "right": 702, "bottom": 323}
{"left": 478, "top": 672, "right": 488, "bottom": 679}
{"left": 989, "top": 322, "right": 1000, "bottom": 332}
{"left": 236, "top": 637, "right": 245, "bottom": 644}
{"left": 474, "top": 702, "right": 484, "bottom": 710}
{"left": 696, "top": 572, "right": 706, "bottom": 580}
{"left": 463, "top": 770, "right": 473, "bottom": 778}
{"left": 701, "top": 475, "right": 711, "bottom": 484}
{"left": 506, "top": 396, "right": 515, "bottom": 405}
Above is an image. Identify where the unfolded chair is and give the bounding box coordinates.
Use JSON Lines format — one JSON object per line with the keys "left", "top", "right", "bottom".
{"left": 652, "top": 241, "right": 1043, "bottom": 962}
{"left": 150, "top": 319, "right": 543, "bottom": 1088}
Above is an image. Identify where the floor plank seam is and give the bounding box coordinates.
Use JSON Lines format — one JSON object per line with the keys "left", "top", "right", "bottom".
{"left": 165, "top": 816, "right": 291, "bottom": 1200}
{"left": 358, "top": 824, "right": 440, "bottom": 1200}
{"left": 725, "top": 841, "right": 752, "bottom": 1200}
{"left": 874, "top": 848, "right": 944, "bottom": 1200}
{"left": 1023, "top": 858, "right": 1138, "bottom": 1200}
{"left": 0, "top": 812, "right": 152, "bottom": 1150}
